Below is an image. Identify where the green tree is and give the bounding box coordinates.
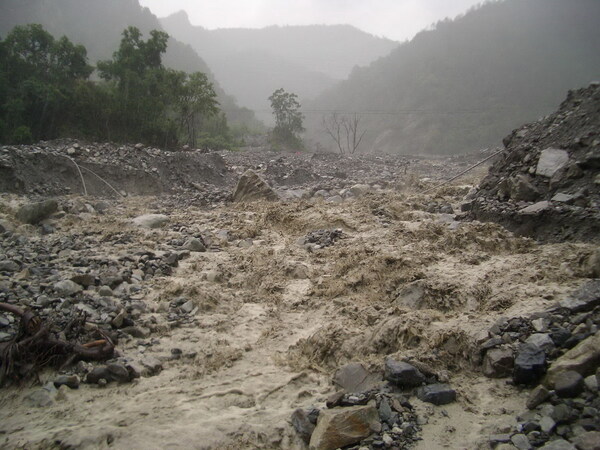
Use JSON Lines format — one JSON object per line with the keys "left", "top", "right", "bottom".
{"left": 97, "top": 27, "right": 177, "bottom": 146}
{"left": 268, "top": 88, "right": 304, "bottom": 149}
{"left": 0, "top": 24, "right": 92, "bottom": 143}
{"left": 176, "top": 71, "right": 219, "bottom": 146}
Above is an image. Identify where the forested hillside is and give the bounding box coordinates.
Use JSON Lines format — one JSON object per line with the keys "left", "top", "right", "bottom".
{"left": 160, "top": 12, "right": 398, "bottom": 122}
{"left": 0, "top": 0, "right": 260, "bottom": 130}
{"left": 306, "top": 0, "right": 600, "bottom": 155}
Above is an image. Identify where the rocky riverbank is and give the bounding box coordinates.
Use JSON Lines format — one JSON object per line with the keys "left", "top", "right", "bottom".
{"left": 0, "top": 85, "right": 599, "bottom": 450}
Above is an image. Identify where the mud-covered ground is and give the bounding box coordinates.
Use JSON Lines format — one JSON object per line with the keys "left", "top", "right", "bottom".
{"left": 0, "top": 147, "right": 597, "bottom": 449}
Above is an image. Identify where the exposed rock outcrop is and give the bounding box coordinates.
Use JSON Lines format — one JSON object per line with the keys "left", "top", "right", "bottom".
{"left": 467, "top": 83, "right": 600, "bottom": 242}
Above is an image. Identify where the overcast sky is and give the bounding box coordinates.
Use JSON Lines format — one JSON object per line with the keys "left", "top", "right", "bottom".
{"left": 138, "top": 0, "right": 485, "bottom": 41}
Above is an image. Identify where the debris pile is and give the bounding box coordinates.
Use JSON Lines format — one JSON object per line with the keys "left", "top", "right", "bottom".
{"left": 478, "top": 280, "right": 600, "bottom": 449}
{"left": 466, "top": 82, "right": 600, "bottom": 242}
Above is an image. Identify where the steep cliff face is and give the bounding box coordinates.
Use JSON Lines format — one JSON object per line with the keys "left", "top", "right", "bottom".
{"left": 466, "top": 82, "right": 600, "bottom": 242}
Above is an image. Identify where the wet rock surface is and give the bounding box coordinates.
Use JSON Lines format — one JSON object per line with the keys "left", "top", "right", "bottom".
{"left": 478, "top": 283, "right": 600, "bottom": 450}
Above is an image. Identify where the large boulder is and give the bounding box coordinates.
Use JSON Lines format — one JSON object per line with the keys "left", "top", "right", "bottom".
{"left": 54, "top": 280, "right": 83, "bottom": 296}
{"left": 544, "top": 332, "right": 600, "bottom": 387}
{"left": 535, "top": 148, "right": 570, "bottom": 178}
{"left": 232, "top": 169, "right": 278, "bottom": 202}
{"left": 16, "top": 199, "right": 58, "bottom": 224}
{"left": 416, "top": 383, "right": 457, "bottom": 405}
{"left": 513, "top": 343, "right": 546, "bottom": 385}
{"left": 557, "top": 280, "right": 600, "bottom": 313}
{"left": 483, "top": 348, "right": 514, "bottom": 378}
{"left": 384, "top": 359, "right": 426, "bottom": 388}
{"left": 309, "top": 405, "right": 380, "bottom": 450}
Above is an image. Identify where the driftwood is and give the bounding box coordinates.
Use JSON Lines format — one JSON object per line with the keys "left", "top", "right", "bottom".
{"left": 0, "top": 302, "right": 115, "bottom": 386}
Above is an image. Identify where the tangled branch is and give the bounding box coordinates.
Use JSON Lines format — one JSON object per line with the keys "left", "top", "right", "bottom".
{"left": 0, "top": 303, "right": 115, "bottom": 387}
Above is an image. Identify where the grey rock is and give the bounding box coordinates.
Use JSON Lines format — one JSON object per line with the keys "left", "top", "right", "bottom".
{"left": 107, "top": 363, "right": 131, "bottom": 383}
{"left": 349, "top": 184, "right": 371, "bottom": 197}
{"left": 0, "top": 260, "right": 19, "bottom": 272}
{"left": 558, "top": 280, "right": 600, "bottom": 312}
{"left": 513, "top": 344, "right": 546, "bottom": 385}
{"left": 384, "top": 359, "right": 425, "bottom": 388}
{"left": 483, "top": 348, "right": 515, "bottom": 378}
{"left": 538, "top": 439, "right": 575, "bottom": 450}
{"left": 97, "top": 285, "right": 113, "bottom": 297}
{"left": 481, "top": 337, "right": 504, "bottom": 350}
{"left": 378, "top": 397, "right": 393, "bottom": 424}
{"left": 520, "top": 201, "right": 551, "bottom": 215}
{"left": 232, "top": 169, "right": 278, "bottom": 202}
{"left": 16, "top": 199, "right": 58, "bottom": 224}
{"left": 132, "top": 214, "right": 168, "bottom": 229}
{"left": 511, "top": 433, "right": 532, "bottom": 450}
{"left": 545, "top": 332, "right": 600, "bottom": 387}
{"left": 511, "top": 174, "right": 540, "bottom": 202}
{"left": 291, "top": 408, "right": 315, "bottom": 444}
{"left": 526, "top": 385, "right": 550, "bottom": 410}
{"left": 554, "top": 370, "right": 584, "bottom": 398}
{"left": 333, "top": 362, "right": 380, "bottom": 393}
{"left": 416, "top": 383, "right": 457, "bottom": 405}
{"left": 489, "top": 434, "right": 512, "bottom": 446}
{"left": 86, "top": 366, "right": 111, "bottom": 384}
{"left": 54, "top": 279, "right": 83, "bottom": 296}
{"left": 111, "top": 309, "right": 126, "bottom": 328}
{"left": 325, "top": 391, "right": 345, "bottom": 408}
{"left": 539, "top": 415, "right": 556, "bottom": 433}
{"left": 584, "top": 374, "right": 598, "bottom": 392}
{"left": 180, "top": 300, "right": 195, "bottom": 314}
{"left": 185, "top": 238, "right": 206, "bottom": 252}
{"left": 71, "top": 273, "right": 96, "bottom": 288}
{"left": 571, "top": 431, "right": 600, "bottom": 450}
{"left": 536, "top": 148, "right": 569, "bottom": 177}
{"left": 551, "top": 404, "right": 573, "bottom": 423}
{"left": 532, "top": 318, "right": 551, "bottom": 333}
{"left": 551, "top": 193, "right": 575, "bottom": 204}
{"left": 525, "top": 334, "right": 555, "bottom": 353}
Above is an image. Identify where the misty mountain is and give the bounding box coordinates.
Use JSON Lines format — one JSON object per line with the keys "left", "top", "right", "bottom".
{"left": 160, "top": 11, "right": 398, "bottom": 121}
{"left": 306, "top": 0, "right": 600, "bottom": 155}
{"left": 0, "top": 0, "right": 260, "bottom": 129}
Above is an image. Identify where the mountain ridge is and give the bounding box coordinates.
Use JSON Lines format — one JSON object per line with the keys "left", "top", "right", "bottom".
{"left": 305, "top": 0, "right": 600, "bottom": 155}
{"left": 160, "top": 11, "right": 398, "bottom": 122}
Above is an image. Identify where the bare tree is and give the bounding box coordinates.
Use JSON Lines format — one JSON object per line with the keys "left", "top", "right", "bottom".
{"left": 322, "top": 112, "right": 366, "bottom": 155}
{"left": 342, "top": 113, "right": 366, "bottom": 155}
